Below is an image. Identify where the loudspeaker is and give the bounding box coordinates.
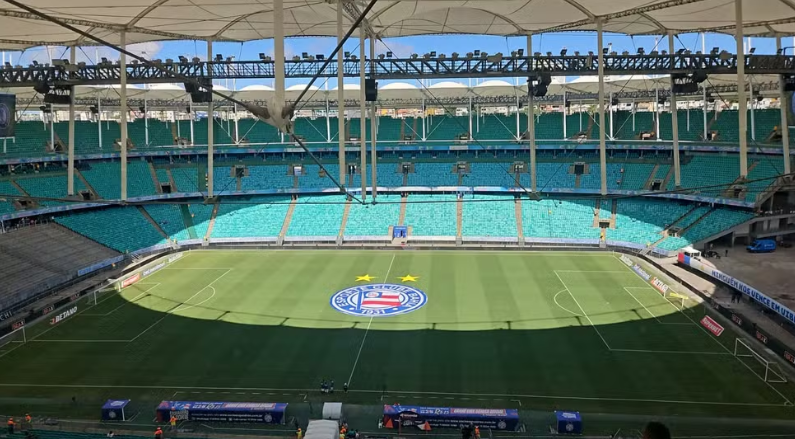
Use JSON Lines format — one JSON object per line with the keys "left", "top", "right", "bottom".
{"left": 365, "top": 78, "right": 378, "bottom": 102}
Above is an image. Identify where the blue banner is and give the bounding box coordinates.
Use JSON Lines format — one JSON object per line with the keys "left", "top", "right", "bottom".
{"left": 156, "top": 401, "right": 287, "bottom": 424}
{"left": 383, "top": 405, "right": 519, "bottom": 430}
{"left": 0, "top": 94, "right": 15, "bottom": 138}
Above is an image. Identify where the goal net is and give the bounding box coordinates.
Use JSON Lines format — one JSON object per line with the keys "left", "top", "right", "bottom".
{"left": 0, "top": 326, "right": 26, "bottom": 357}
{"left": 734, "top": 338, "right": 788, "bottom": 383}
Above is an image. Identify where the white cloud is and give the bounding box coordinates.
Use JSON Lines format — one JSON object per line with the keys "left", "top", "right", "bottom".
{"left": 375, "top": 39, "right": 413, "bottom": 57}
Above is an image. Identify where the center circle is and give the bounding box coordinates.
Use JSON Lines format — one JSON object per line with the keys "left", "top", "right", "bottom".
{"left": 330, "top": 283, "right": 428, "bottom": 317}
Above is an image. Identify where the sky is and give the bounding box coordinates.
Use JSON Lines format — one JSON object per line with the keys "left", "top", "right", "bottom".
{"left": 2, "top": 31, "right": 793, "bottom": 91}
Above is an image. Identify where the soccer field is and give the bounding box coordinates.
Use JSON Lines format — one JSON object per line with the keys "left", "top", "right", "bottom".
{"left": 0, "top": 250, "right": 793, "bottom": 425}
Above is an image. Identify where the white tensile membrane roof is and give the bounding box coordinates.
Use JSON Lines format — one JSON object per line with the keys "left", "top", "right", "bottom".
{"left": 0, "top": 0, "right": 794, "bottom": 50}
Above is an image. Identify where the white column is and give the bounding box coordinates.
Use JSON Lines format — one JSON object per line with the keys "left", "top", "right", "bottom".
{"left": 528, "top": 34, "right": 536, "bottom": 192}
{"left": 778, "top": 36, "right": 791, "bottom": 174}
{"left": 562, "top": 90, "right": 567, "bottom": 139}
{"left": 336, "top": 3, "right": 346, "bottom": 186}
{"left": 702, "top": 32, "right": 708, "bottom": 140}
{"left": 120, "top": 31, "right": 128, "bottom": 201}
{"left": 669, "top": 32, "right": 681, "bottom": 188}
{"left": 325, "top": 99, "right": 331, "bottom": 142}
{"left": 67, "top": 45, "right": 76, "bottom": 196}
{"left": 144, "top": 94, "right": 149, "bottom": 146}
{"left": 233, "top": 102, "right": 240, "bottom": 143}
{"left": 370, "top": 35, "right": 377, "bottom": 199}
{"left": 97, "top": 96, "right": 102, "bottom": 148}
{"left": 515, "top": 95, "right": 520, "bottom": 138}
{"left": 736, "top": 0, "right": 748, "bottom": 177}
{"left": 359, "top": 30, "right": 367, "bottom": 201}
{"left": 468, "top": 97, "right": 473, "bottom": 136}
{"left": 189, "top": 101, "right": 194, "bottom": 144}
{"left": 749, "top": 79, "right": 756, "bottom": 141}
{"left": 655, "top": 87, "right": 661, "bottom": 140}
{"left": 421, "top": 97, "right": 426, "bottom": 140}
{"left": 207, "top": 39, "right": 215, "bottom": 197}
{"left": 608, "top": 91, "right": 614, "bottom": 140}
{"left": 596, "top": 20, "right": 607, "bottom": 195}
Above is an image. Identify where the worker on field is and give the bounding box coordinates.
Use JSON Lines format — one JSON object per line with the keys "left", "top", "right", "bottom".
{"left": 7, "top": 418, "right": 14, "bottom": 435}
{"left": 170, "top": 415, "right": 177, "bottom": 430}
{"left": 154, "top": 426, "right": 163, "bottom": 439}
{"left": 474, "top": 426, "right": 480, "bottom": 439}
{"left": 24, "top": 414, "right": 31, "bottom": 430}
{"left": 343, "top": 382, "right": 348, "bottom": 393}
{"left": 296, "top": 427, "right": 303, "bottom": 439}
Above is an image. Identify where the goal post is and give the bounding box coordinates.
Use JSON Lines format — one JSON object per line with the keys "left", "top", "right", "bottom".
{"left": 734, "top": 338, "right": 788, "bottom": 383}
{"left": 0, "top": 326, "right": 27, "bottom": 357}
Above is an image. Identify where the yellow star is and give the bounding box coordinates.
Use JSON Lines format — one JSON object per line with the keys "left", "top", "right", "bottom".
{"left": 355, "top": 274, "right": 376, "bottom": 282}
{"left": 398, "top": 274, "right": 419, "bottom": 282}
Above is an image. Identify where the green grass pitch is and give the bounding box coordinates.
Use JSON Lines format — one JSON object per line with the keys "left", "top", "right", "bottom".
{"left": 0, "top": 250, "right": 793, "bottom": 427}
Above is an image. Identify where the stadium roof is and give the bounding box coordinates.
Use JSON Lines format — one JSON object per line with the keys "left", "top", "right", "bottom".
{"left": 1, "top": 0, "right": 795, "bottom": 50}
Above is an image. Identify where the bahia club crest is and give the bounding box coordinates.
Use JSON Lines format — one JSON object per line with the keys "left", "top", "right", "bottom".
{"left": 330, "top": 284, "right": 427, "bottom": 317}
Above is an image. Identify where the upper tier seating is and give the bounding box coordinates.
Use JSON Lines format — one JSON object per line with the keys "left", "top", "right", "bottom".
{"left": 212, "top": 196, "right": 291, "bottom": 238}
{"left": 287, "top": 196, "right": 346, "bottom": 237}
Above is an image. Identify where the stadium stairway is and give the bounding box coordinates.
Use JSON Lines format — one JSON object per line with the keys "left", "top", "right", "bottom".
{"left": 644, "top": 164, "right": 660, "bottom": 189}
{"left": 74, "top": 169, "right": 99, "bottom": 198}
{"left": 669, "top": 204, "right": 703, "bottom": 230}
{"left": 611, "top": 199, "right": 617, "bottom": 228}
{"left": 179, "top": 204, "right": 199, "bottom": 239}
{"left": 592, "top": 200, "right": 600, "bottom": 228}
{"left": 721, "top": 161, "right": 760, "bottom": 199}
{"left": 205, "top": 202, "right": 220, "bottom": 241}
{"left": 277, "top": 198, "right": 297, "bottom": 246}
{"left": 147, "top": 161, "right": 162, "bottom": 194}
{"left": 399, "top": 195, "right": 407, "bottom": 225}
{"left": 456, "top": 197, "right": 463, "bottom": 244}
{"left": 515, "top": 198, "right": 524, "bottom": 246}
{"left": 136, "top": 206, "right": 168, "bottom": 239}
{"left": 338, "top": 198, "right": 352, "bottom": 245}
{"left": 166, "top": 169, "right": 178, "bottom": 192}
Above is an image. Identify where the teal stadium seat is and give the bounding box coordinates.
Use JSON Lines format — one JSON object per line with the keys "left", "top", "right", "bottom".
{"left": 287, "top": 196, "right": 345, "bottom": 237}
{"left": 522, "top": 199, "right": 599, "bottom": 240}
{"left": 212, "top": 196, "right": 291, "bottom": 238}
{"left": 56, "top": 207, "right": 163, "bottom": 252}
{"left": 144, "top": 204, "right": 191, "bottom": 242}
{"left": 344, "top": 195, "right": 400, "bottom": 236}
{"left": 15, "top": 175, "right": 86, "bottom": 206}
{"left": 462, "top": 195, "right": 517, "bottom": 237}
{"left": 404, "top": 195, "right": 457, "bottom": 236}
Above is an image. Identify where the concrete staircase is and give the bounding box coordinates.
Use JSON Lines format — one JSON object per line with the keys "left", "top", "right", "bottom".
{"left": 74, "top": 169, "right": 99, "bottom": 199}
{"left": 137, "top": 206, "right": 168, "bottom": 240}
{"left": 610, "top": 199, "right": 617, "bottom": 229}
{"left": 337, "top": 198, "right": 352, "bottom": 245}
{"left": 592, "top": 200, "right": 601, "bottom": 228}
{"left": 147, "top": 161, "right": 162, "bottom": 194}
{"left": 399, "top": 195, "right": 407, "bottom": 225}
{"left": 515, "top": 197, "right": 524, "bottom": 247}
{"left": 277, "top": 198, "right": 297, "bottom": 246}
{"left": 204, "top": 202, "right": 220, "bottom": 242}
{"left": 179, "top": 204, "right": 198, "bottom": 239}
{"left": 661, "top": 165, "right": 676, "bottom": 190}
{"left": 166, "top": 169, "right": 178, "bottom": 192}
{"left": 722, "top": 161, "right": 758, "bottom": 198}
{"left": 456, "top": 197, "right": 463, "bottom": 246}
{"left": 644, "top": 164, "right": 660, "bottom": 189}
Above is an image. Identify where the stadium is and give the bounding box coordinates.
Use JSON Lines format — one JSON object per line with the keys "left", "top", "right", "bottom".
{"left": 2, "top": 0, "right": 795, "bottom": 438}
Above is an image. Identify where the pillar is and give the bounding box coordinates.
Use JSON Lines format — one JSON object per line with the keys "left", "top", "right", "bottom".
{"left": 67, "top": 45, "right": 76, "bottom": 195}
{"left": 144, "top": 94, "right": 149, "bottom": 146}
{"left": 608, "top": 91, "right": 614, "bottom": 140}
{"left": 207, "top": 39, "right": 215, "bottom": 197}
{"left": 359, "top": 30, "right": 367, "bottom": 201}
{"left": 778, "top": 36, "right": 791, "bottom": 174}
{"left": 119, "top": 31, "right": 128, "bottom": 201}
{"left": 97, "top": 96, "right": 102, "bottom": 148}
{"left": 736, "top": 0, "right": 748, "bottom": 177}
{"left": 337, "top": 4, "right": 346, "bottom": 186}
{"left": 370, "top": 35, "right": 377, "bottom": 199}
{"left": 562, "top": 90, "right": 567, "bottom": 139}
{"left": 528, "top": 34, "right": 537, "bottom": 192}
{"left": 596, "top": 20, "right": 607, "bottom": 195}
{"left": 669, "top": 32, "right": 681, "bottom": 187}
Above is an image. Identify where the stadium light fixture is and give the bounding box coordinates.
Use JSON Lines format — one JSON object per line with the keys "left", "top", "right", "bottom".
{"left": 636, "top": 48, "right": 645, "bottom": 55}
{"left": 749, "top": 47, "right": 756, "bottom": 55}
{"left": 316, "top": 54, "right": 325, "bottom": 60}
{"left": 560, "top": 48, "right": 567, "bottom": 56}
{"left": 451, "top": 52, "right": 459, "bottom": 60}
{"left": 386, "top": 51, "right": 393, "bottom": 58}
{"left": 517, "top": 49, "right": 524, "bottom": 56}
{"left": 179, "top": 56, "right": 188, "bottom": 63}
{"left": 711, "top": 47, "right": 720, "bottom": 55}
{"left": 214, "top": 54, "right": 222, "bottom": 62}
{"left": 430, "top": 51, "right": 437, "bottom": 57}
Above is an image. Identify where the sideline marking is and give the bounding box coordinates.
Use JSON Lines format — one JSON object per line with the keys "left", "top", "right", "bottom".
{"left": 0, "top": 382, "right": 786, "bottom": 408}
{"left": 622, "top": 286, "right": 692, "bottom": 326}
{"left": 81, "top": 284, "right": 160, "bottom": 317}
{"left": 612, "top": 254, "right": 793, "bottom": 406}
{"left": 553, "top": 270, "right": 612, "bottom": 350}
{"left": 347, "top": 253, "right": 397, "bottom": 387}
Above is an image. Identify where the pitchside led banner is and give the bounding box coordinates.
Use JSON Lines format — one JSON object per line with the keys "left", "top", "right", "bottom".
{"left": 0, "top": 94, "right": 15, "bottom": 138}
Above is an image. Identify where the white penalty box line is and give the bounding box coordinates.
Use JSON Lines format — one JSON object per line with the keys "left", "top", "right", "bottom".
{"left": 30, "top": 268, "right": 232, "bottom": 345}
{"left": 0, "top": 382, "right": 787, "bottom": 409}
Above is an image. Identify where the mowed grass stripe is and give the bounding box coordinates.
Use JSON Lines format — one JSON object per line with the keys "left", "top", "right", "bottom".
{"left": 0, "top": 250, "right": 792, "bottom": 418}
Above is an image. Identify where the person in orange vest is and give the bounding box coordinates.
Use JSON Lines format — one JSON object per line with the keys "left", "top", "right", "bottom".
{"left": 169, "top": 416, "right": 177, "bottom": 430}
{"left": 296, "top": 427, "right": 303, "bottom": 439}
{"left": 154, "top": 426, "right": 163, "bottom": 439}
{"left": 7, "top": 418, "right": 14, "bottom": 435}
